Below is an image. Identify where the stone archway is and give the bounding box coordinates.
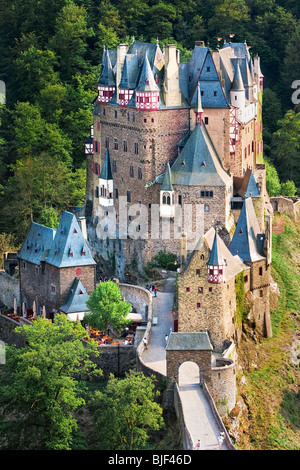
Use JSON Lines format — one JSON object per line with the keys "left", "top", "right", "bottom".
{"left": 178, "top": 360, "right": 201, "bottom": 387}
{"left": 166, "top": 332, "right": 213, "bottom": 387}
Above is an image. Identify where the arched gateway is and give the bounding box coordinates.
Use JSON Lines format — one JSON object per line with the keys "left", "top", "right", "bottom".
{"left": 166, "top": 332, "right": 213, "bottom": 387}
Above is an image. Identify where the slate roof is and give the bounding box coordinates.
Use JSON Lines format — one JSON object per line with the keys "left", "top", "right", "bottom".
{"left": 160, "top": 162, "right": 173, "bottom": 191}
{"left": 135, "top": 53, "right": 159, "bottom": 92}
{"left": 182, "top": 227, "right": 247, "bottom": 282}
{"left": 18, "top": 222, "right": 56, "bottom": 266}
{"left": 98, "top": 50, "right": 115, "bottom": 87}
{"left": 169, "top": 122, "right": 232, "bottom": 187}
{"left": 231, "top": 61, "right": 245, "bottom": 92}
{"left": 233, "top": 169, "right": 260, "bottom": 198}
{"left": 119, "top": 53, "right": 139, "bottom": 89}
{"left": 179, "top": 46, "right": 229, "bottom": 109}
{"left": 166, "top": 331, "right": 213, "bottom": 351}
{"left": 207, "top": 231, "right": 225, "bottom": 266}
{"left": 99, "top": 149, "right": 113, "bottom": 180}
{"left": 219, "top": 43, "right": 256, "bottom": 102}
{"left": 59, "top": 277, "right": 89, "bottom": 314}
{"left": 229, "top": 197, "right": 265, "bottom": 262}
{"left": 46, "top": 212, "right": 96, "bottom": 268}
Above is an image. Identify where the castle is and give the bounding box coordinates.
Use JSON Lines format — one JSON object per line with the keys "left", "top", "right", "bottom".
{"left": 84, "top": 39, "right": 271, "bottom": 280}
{"left": 82, "top": 39, "right": 273, "bottom": 412}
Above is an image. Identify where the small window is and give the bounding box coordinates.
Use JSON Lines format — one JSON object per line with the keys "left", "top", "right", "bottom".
{"left": 186, "top": 287, "right": 190, "bottom": 292}
{"left": 204, "top": 117, "right": 209, "bottom": 125}
{"left": 127, "top": 191, "right": 131, "bottom": 203}
{"left": 114, "top": 138, "right": 118, "bottom": 150}
{"left": 244, "top": 275, "right": 248, "bottom": 283}
{"left": 134, "top": 142, "right": 139, "bottom": 155}
{"left": 130, "top": 165, "right": 134, "bottom": 177}
{"left": 51, "top": 284, "right": 56, "bottom": 294}
{"left": 138, "top": 167, "right": 142, "bottom": 180}
{"left": 259, "top": 267, "right": 263, "bottom": 276}
{"left": 197, "top": 302, "right": 201, "bottom": 308}
{"left": 196, "top": 269, "right": 200, "bottom": 275}
{"left": 260, "top": 290, "right": 263, "bottom": 298}
{"left": 207, "top": 67, "right": 210, "bottom": 72}
{"left": 114, "top": 110, "right": 117, "bottom": 119}
{"left": 209, "top": 287, "right": 212, "bottom": 292}
{"left": 123, "top": 140, "right": 127, "bottom": 152}
{"left": 112, "top": 160, "right": 117, "bottom": 172}
{"left": 198, "top": 287, "right": 203, "bottom": 294}
{"left": 105, "top": 137, "right": 109, "bottom": 149}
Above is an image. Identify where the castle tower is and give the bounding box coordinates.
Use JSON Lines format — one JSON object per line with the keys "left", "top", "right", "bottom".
{"left": 207, "top": 231, "right": 225, "bottom": 284}
{"left": 98, "top": 49, "right": 116, "bottom": 104}
{"left": 135, "top": 54, "right": 160, "bottom": 111}
{"left": 159, "top": 162, "right": 175, "bottom": 218}
{"left": 230, "top": 60, "right": 245, "bottom": 109}
{"left": 99, "top": 149, "right": 114, "bottom": 207}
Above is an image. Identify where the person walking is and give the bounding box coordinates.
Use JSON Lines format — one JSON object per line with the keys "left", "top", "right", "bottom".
{"left": 165, "top": 334, "right": 168, "bottom": 346}
{"left": 218, "top": 432, "right": 225, "bottom": 449}
{"left": 143, "top": 337, "right": 148, "bottom": 349}
{"left": 154, "top": 285, "right": 157, "bottom": 297}
{"left": 194, "top": 439, "right": 201, "bottom": 450}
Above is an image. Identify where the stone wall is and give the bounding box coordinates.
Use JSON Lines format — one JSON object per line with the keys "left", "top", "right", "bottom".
{"left": 0, "top": 271, "right": 20, "bottom": 309}
{"left": 177, "top": 243, "right": 238, "bottom": 351}
{"left": 119, "top": 283, "right": 152, "bottom": 320}
{"left": 19, "top": 260, "right": 95, "bottom": 315}
{"left": 270, "top": 196, "right": 300, "bottom": 221}
{"left": 210, "top": 358, "right": 236, "bottom": 416}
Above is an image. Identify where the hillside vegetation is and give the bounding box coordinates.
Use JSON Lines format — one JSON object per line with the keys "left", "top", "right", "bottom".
{"left": 225, "top": 214, "right": 300, "bottom": 450}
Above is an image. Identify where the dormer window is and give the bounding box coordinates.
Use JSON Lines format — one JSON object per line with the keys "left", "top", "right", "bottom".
{"left": 74, "top": 229, "right": 77, "bottom": 234}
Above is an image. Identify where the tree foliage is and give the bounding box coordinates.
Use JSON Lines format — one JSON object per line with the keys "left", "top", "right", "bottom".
{"left": 0, "top": 314, "right": 100, "bottom": 450}
{"left": 90, "top": 371, "right": 164, "bottom": 450}
{"left": 85, "top": 280, "right": 132, "bottom": 331}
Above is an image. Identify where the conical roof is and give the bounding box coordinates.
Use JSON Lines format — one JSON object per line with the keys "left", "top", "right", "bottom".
{"left": 229, "top": 198, "right": 264, "bottom": 262}
{"left": 119, "top": 53, "right": 139, "bottom": 89}
{"left": 136, "top": 54, "right": 159, "bottom": 92}
{"left": 99, "top": 149, "right": 113, "bottom": 180}
{"left": 207, "top": 231, "right": 225, "bottom": 266}
{"left": 160, "top": 162, "right": 173, "bottom": 191}
{"left": 231, "top": 61, "right": 244, "bottom": 92}
{"left": 98, "top": 50, "right": 115, "bottom": 86}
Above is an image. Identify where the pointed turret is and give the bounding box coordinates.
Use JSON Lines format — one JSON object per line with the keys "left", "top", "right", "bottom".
{"left": 160, "top": 162, "right": 175, "bottom": 218}
{"left": 136, "top": 54, "right": 160, "bottom": 111}
{"left": 230, "top": 60, "right": 245, "bottom": 108}
{"left": 118, "top": 53, "right": 139, "bottom": 107}
{"left": 99, "top": 149, "right": 114, "bottom": 207}
{"left": 229, "top": 198, "right": 265, "bottom": 263}
{"left": 207, "top": 232, "right": 225, "bottom": 283}
{"left": 98, "top": 51, "right": 116, "bottom": 103}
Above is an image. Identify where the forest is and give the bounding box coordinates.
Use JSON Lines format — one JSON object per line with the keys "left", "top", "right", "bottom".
{"left": 0, "top": 0, "right": 299, "bottom": 245}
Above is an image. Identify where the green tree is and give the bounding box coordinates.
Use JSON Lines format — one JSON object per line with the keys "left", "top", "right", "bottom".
{"left": 265, "top": 160, "right": 281, "bottom": 197}
{"left": 0, "top": 314, "right": 100, "bottom": 450}
{"left": 272, "top": 109, "right": 300, "bottom": 188}
{"left": 281, "top": 180, "right": 297, "bottom": 197}
{"left": 48, "top": 1, "right": 94, "bottom": 82}
{"left": 90, "top": 371, "right": 164, "bottom": 450}
{"left": 85, "top": 280, "right": 132, "bottom": 331}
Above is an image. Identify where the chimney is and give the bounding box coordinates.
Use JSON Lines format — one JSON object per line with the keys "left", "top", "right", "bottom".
{"left": 116, "top": 43, "right": 129, "bottom": 103}
{"left": 212, "top": 49, "right": 220, "bottom": 74}
{"left": 195, "top": 41, "right": 205, "bottom": 47}
{"left": 163, "top": 44, "right": 181, "bottom": 107}
{"left": 78, "top": 217, "right": 88, "bottom": 241}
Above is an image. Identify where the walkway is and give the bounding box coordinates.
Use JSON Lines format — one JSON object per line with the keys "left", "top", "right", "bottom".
{"left": 141, "top": 277, "right": 229, "bottom": 451}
